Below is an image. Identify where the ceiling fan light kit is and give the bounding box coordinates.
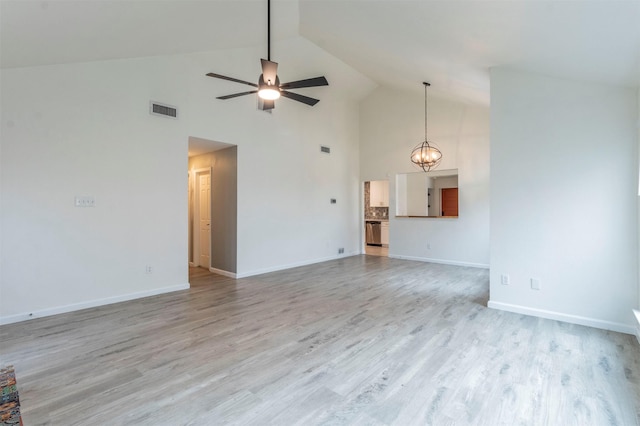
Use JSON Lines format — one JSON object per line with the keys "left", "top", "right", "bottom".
{"left": 258, "top": 88, "right": 280, "bottom": 100}
{"left": 258, "top": 87, "right": 280, "bottom": 100}
{"left": 410, "top": 82, "right": 442, "bottom": 172}
{"left": 206, "top": 0, "right": 328, "bottom": 111}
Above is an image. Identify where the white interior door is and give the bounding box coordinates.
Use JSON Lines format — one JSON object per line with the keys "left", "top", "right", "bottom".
{"left": 198, "top": 173, "right": 211, "bottom": 268}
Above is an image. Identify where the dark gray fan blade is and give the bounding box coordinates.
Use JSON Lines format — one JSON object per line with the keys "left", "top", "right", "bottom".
{"left": 206, "top": 72, "right": 258, "bottom": 87}
{"left": 217, "top": 90, "right": 258, "bottom": 100}
{"left": 258, "top": 99, "right": 275, "bottom": 111}
{"left": 280, "top": 76, "right": 328, "bottom": 90}
{"left": 280, "top": 90, "right": 320, "bottom": 106}
{"left": 260, "top": 59, "right": 279, "bottom": 85}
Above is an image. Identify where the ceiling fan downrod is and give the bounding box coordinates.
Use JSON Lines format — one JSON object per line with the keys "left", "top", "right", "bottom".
{"left": 267, "top": 0, "right": 271, "bottom": 61}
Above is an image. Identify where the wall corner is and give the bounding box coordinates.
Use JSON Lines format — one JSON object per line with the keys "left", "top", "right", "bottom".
{"left": 634, "top": 309, "right": 640, "bottom": 344}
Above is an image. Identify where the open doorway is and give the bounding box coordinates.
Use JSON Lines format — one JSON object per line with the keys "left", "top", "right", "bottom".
{"left": 364, "top": 180, "right": 389, "bottom": 257}
{"left": 188, "top": 136, "right": 238, "bottom": 280}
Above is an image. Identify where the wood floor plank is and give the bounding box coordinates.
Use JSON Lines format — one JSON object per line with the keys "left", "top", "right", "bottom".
{"left": 1, "top": 255, "right": 638, "bottom": 425}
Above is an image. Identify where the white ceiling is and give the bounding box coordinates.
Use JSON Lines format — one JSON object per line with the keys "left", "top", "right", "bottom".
{"left": 2, "top": 0, "right": 639, "bottom": 105}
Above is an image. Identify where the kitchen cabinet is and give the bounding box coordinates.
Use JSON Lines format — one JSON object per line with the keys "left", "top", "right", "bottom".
{"left": 381, "top": 221, "right": 389, "bottom": 245}
{"left": 369, "top": 180, "right": 389, "bottom": 207}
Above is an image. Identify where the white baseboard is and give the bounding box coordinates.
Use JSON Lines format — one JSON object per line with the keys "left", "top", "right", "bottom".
{"left": 388, "top": 254, "right": 489, "bottom": 269}
{"left": 209, "top": 267, "right": 237, "bottom": 279}
{"left": 488, "top": 300, "right": 636, "bottom": 335}
{"left": 236, "top": 252, "right": 360, "bottom": 279}
{"left": 633, "top": 309, "right": 640, "bottom": 344}
{"left": 0, "top": 283, "right": 190, "bottom": 326}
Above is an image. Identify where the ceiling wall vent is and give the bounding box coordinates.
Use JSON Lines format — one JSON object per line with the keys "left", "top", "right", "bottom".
{"left": 150, "top": 101, "right": 178, "bottom": 119}
{"left": 320, "top": 145, "right": 331, "bottom": 154}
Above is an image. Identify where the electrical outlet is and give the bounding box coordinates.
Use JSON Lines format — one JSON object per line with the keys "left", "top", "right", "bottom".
{"left": 531, "top": 278, "right": 541, "bottom": 290}
{"left": 338, "top": 248, "right": 344, "bottom": 254}
{"left": 146, "top": 266, "right": 153, "bottom": 274}
{"left": 501, "top": 274, "right": 510, "bottom": 285}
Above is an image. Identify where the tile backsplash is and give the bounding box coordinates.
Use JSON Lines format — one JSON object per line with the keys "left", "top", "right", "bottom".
{"left": 364, "top": 181, "right": 389, "bottom": 220}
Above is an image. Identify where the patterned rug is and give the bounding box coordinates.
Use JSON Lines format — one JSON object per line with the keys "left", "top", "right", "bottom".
{"left": 0, "top": 366, "right": 22, "bottom": 426}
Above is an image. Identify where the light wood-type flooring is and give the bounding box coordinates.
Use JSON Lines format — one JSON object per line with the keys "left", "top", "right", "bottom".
{"left": 1, "top": 256, "right": 639, "bottom": 425}
{"left": 364, "top": 245, "right": 388, "bottom": 257}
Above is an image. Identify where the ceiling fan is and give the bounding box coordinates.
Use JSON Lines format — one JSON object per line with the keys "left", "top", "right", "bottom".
{"left": 206, "top": 0, "right": 328, "bottom": 111}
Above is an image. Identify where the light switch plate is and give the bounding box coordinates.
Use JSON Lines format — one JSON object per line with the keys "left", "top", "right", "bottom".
{"left": 75, "top": 196, "right": 95, "bottom": 207}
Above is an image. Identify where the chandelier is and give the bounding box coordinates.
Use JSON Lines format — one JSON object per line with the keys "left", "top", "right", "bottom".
{"left": 410, "top": 82, "right": 442, "bottom": 172}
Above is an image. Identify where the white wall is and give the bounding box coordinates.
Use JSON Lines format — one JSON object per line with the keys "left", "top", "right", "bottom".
{"left": 359, "top": 86, "right": 490, "bottom": 267}
{"left": 1, "top": 57, "right": 190, "bottom": 324}
{"left": 0, "top": 37, "right": 375, "bottom": 323}
{"left": 396, "top": 174, "right": 407, "bottom": 216}
{"left": 637, "top": 86, "right": 640, "bottom": 341}
{"left": 489, "top": 68, "right": 638, "bottom": 333}
{"left": 406, "top": 173, "right": 430, "bottom": 216}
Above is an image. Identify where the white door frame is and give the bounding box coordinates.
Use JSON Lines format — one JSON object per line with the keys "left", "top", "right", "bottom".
{"left": 192, "top": 167, "right": 212, "bottom": 268}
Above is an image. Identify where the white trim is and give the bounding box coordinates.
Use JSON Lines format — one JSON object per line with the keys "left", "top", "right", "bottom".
{"left": 236, "top": 252, "right": 360, "bottom": 279}
{"left": 633, "top": 309, "right": 640, "bottom": 344}
{"left": 388, "top": 254, "right": 489, "bottom": 269}
{"left": 0, "top": 283, "right": 190, "bottom": 325}
{"left": 488, "top": 300, "right": 636, "bottom": 335}
{"left": 209, "top": 267, "right": 237, "bottom": 279}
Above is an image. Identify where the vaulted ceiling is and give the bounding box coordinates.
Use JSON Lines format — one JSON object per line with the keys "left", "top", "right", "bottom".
{"left": 2, "top": 0, "right": 639, "bottom": 104}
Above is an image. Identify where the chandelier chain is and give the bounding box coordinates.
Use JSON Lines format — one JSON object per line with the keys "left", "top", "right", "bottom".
{"left": 424, "top": 82, "right": 428, "bottom": 142}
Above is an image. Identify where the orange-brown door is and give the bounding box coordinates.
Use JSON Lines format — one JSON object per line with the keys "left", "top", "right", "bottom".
{"left": 441, "top": 188, "right": 458, "bottom": 217}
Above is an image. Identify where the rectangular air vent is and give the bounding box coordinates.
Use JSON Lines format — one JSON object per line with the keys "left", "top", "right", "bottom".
{"left": 150, "top": 101, "right": 178, "bottom": 119}
{"left": 320, "top": 145, "right": 331, "bottom": 154}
